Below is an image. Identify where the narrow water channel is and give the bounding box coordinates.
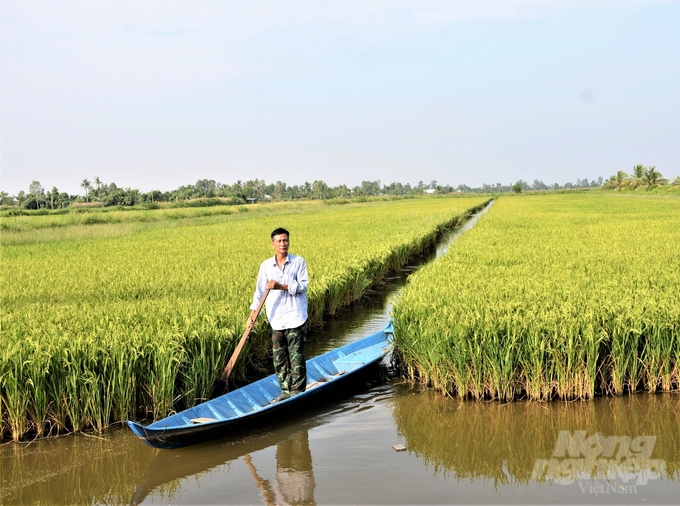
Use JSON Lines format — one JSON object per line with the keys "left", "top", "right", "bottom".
{"left": 306, "top": 199, "right": 496, "bottom": 357}
{"left": 2, "top": 202, "right": 679, "bottom": 505}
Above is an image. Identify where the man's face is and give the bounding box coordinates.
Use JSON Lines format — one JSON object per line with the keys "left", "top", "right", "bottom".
{"left": 271, "top": 233, "right": 289, "bottom": 256}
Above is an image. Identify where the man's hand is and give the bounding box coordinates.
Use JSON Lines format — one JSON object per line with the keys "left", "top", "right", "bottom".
{"left": 248, "top": 309, "right": 258, "bottom": 327}
{"left": 266, "top": 279, "right": 288, "bottom": 291}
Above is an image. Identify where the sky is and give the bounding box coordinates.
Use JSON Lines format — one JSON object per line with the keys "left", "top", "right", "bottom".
{"left": 1, "top": 0, "right": 679, "bottom": 195}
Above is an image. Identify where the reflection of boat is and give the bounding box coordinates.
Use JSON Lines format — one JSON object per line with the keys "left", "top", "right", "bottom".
{"left": 127, "top": 323, "right": 393, "bottom": 449}
{"left": 130, "top": 418, "right": 322, "bottom": 505}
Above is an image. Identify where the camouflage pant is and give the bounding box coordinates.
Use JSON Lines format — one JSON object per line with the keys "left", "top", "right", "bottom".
{"left": 271, "top": 324, "right": 307, "bottom": 394}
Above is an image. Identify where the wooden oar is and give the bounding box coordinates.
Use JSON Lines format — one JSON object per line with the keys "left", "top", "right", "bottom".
{"left": 220, "top": 287, "right": 271, "bottom": 386}
{"left": 243, "top": 454, "right": 276, "bottom": 506}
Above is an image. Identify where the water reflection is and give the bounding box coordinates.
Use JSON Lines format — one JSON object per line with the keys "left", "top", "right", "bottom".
{"left": 0, "top": 429, "right": 158, "bottom": 504}
{"left": 129, "top": 411, "right": 326, "bottom": 505}
{"left": 390, "top": 388, "right": 680, "bottom": 487}
{"left": 4, "top": 385, "right": 680, "bottom": 504}
{"left": 245, "top": 431, "right": 316, "bottom": 506}
{"left": 274, "top": 431, "right": 315, "bottom": 505}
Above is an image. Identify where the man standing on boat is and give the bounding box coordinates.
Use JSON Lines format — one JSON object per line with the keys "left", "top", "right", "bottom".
{"left": 250, "top": 228, "right": 309, "bottom": 403}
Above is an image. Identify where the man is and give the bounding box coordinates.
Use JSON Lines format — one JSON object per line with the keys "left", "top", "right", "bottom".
{"left": 250, "top": 228, "right": 309, "bottom": 403}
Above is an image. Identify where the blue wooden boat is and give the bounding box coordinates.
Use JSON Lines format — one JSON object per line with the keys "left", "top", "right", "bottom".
{"left": 131, "top": 406, "right": 333, "bottom": 505}
{"left": 127, "top": 322, "right": 393, "bottom": 449}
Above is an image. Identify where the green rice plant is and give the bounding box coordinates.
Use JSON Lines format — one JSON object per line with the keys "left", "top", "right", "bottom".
{"left": 350, "top": 269, "right": 372, "bottom": 302}
{"left": 147, "top": 335, "right": 184, "bottom": 420}
{"left": 1, "top": 351, "right": 29, "bottom": 441}
{"left": 393, "top": 193, "right": 680, "bottom": 401}
{"left": 26, "top": 346, "right": 51, "bottom": 437}
{"left": 324, "top": 275, "right": 349, "bottom": 315}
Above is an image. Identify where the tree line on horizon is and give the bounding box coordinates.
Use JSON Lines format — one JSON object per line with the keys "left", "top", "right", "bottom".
{"left": 602, "top": 164, "right": 678, "bottom": 191}
{"left": 1, "top": 170, "right": 671, "bottom": 210}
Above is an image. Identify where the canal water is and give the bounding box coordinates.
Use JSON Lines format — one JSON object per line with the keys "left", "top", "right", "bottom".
{"left": 2, "top": 203, "right": 679, "bottom": 505}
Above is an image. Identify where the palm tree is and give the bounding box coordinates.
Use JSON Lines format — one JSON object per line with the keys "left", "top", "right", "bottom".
{"left": 80, "top": 178, "right": 92, "bottom": 202}
{"left": 643, "top": 166, "right": 669, "bottom": 186}
{"left": 673, "top": 176, "right": 680, "bottom": 186}
{"left": 614, "top": 170, "right": 628, "bottom": 190}
{"left": 94, "top": 177, "right": 102, "bottom": 198}
{"left": 631, "top": 164, "right": 645, "bottom": 188}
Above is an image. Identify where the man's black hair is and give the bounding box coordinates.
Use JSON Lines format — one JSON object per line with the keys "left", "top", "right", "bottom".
{"left": 271, "top": 227, "right": 290, "bottom": 239}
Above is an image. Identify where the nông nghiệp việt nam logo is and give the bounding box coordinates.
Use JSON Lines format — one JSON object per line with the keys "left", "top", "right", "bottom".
{"left": 532, "top": 430, "right": 666, "bottom": 492}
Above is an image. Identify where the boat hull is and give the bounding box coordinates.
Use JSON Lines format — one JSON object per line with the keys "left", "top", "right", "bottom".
{"left": 127, "top": 323, "right": 393, "bottom": 449}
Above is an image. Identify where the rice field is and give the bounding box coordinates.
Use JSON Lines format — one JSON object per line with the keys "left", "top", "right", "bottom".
{"left": 0, "top": 197, "right": 487, "bottom": 440}
{"left": 0, "top": 200, "right": 319, "bottom": 240}
{"left": 393, "top": 193, "right": 680, "bottom": 401}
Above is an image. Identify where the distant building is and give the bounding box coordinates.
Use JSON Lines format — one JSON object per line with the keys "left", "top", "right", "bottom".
{"left": 424, "top": 189, "right": 436, "bottom": 195}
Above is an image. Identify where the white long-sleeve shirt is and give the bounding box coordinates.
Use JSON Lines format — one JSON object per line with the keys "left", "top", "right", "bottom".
{"left": 251, "top": 253, "right": 309, "bottom": 331}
